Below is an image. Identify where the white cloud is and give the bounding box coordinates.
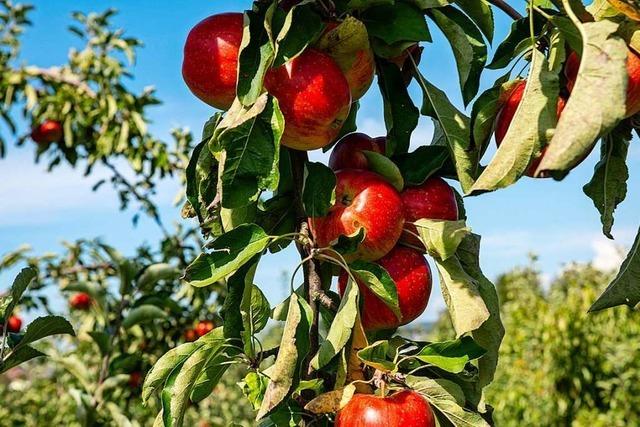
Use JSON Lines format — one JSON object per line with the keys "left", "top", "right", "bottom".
{"left": 591, "top": 237, "right": 626, "bottom": 271}
{"left": 0, "top": 151, "right": 180, "bottom": 226}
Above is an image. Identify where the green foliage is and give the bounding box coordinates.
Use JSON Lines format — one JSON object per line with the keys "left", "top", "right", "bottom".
{"left": 431, "top": 261, "right": 640, "bottom": 426}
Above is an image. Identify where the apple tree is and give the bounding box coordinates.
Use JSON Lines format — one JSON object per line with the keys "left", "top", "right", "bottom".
{"left": 2, "top": 0, "right": 640, "bottom": 425}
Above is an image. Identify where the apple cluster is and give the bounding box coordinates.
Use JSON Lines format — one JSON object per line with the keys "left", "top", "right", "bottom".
{"left": 181, "top": 10, "right": 459, "bottom": 332}
{"left": 494, "top": 46, "right": 640, "bottom": 177}
{"left": 182, "top": 12, "right": 374, "bottom": 151}
{"left": 313, "top": 133, "right": 458, "bottom": 332}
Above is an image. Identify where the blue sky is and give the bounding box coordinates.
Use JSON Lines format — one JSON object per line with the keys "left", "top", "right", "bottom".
{"left": 1, "top": 0, "right": 639, "bottom": 322}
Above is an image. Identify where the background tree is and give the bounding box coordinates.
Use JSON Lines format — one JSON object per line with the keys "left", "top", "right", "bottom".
{"left": 430, "top": 260, "right": 640, "bottom": 427}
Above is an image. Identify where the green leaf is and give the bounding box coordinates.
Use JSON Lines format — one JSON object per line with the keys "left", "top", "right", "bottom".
{"left": 241, "top": 371, "right": 270, "bottom": 410}
{"left": 257, "top": 293, "right": 312, "bottom": 420}
{"left": 429, "top": 6, "right": 487, "bottom": 105}
{"left": 2, "top": 267, "right": 36, "bottom": 319}
{"left": 137, "top": 263, "right": 181, "bottom": 290}
{"left": 310, "top": 279, "right": 359, "bottom": 370}
{"left": 394, "top": 145, "right": 451, "bottom": 186}
{"left": 88, "top": 331, "right": 110, "bottom": 356}
{"left": 162, "top": 331, "right": 228, "bottom": 427}
{"left": 142, "top": 341, "right": 202, "bottom": 403}
{"left": 590, "top": 226, "right": 640, "bottom": 312}
{"left": 303, "top": 162, "right": 337, "bottom": 217}
{"left": 469, "top": 50, "right": 559, "bottom": 194}
{"left": 456, "top": 234, "right": 504, "bottom": 406}
{"left": 332, "top": 228, "right": 366, "bottom": 257}
{"left": 184, "top": 224, "right": 270, "bottom": 288}
{"left": 469, "top": 73, "right": 511, "bottom": 158}
{"left": 538, "top": 19, "right": 628, "bottom": 177}
{"left": 14, "top": 316, "right": 74, "bottom": 350}
{"left": 350, "top": 260, "right": 401, "bottom": 320}
{"left": 434, "top": 255, "right": 489, "bottom": 337}
{"left": 415, "top": 70, "right": 475, "bottom": 193}
{"left": 414, "top": 336, "right": 486, "bottom": 373}
{"left": 406, "top": 376, "right": 490, "bottom": 427}
{"left": 122, "top": 305, "right": 167, "bottom": 329}
{"left": 1, "top": 345, "right": 45, "bottom": 373}
{"left": 185, "top": 135, "right": 222, "bottom": 235}
{"left": 273, "top": 1, "right": 324, "bottom": 67}
{"left": 376, "top": 60, "right": 420, "bottom": 156}
{"left": 456, "top": 0, "right": 494, "bottom": 43}
{"left": 488, "top": 17, "right": 541, "bottom": 69}
{"left": 415, "top": 219, "right": 471, "bottom": 261}
{"left": 335, "top": 101, "right": 360, "bottom": 143}
{"left": 245, "top": 285, "right": 271, "bottom": 335}
{"left": 583, "top": 123, "right": 630, "bottom": 239}
{"left": 218, "top": 96, "right": 285, "bottom": 208}
{"left": 237, "top": 5, "right": 274, "bottom": 106}
{"left": 222, "top": 255, "right": 261, "bottom": 343}
{"left": 362, "top": 2, "right": 431, "bottom": 45}
{"left": 361, "top": 150, "right": 404, "bottom": 191}
{"left": 190, "top": 343, "right": 234, "bottom": 403}
{"left": 357, "top": 340, "right": 397, "bottom": 372}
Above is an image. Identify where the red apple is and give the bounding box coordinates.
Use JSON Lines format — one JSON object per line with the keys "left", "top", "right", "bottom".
{"left": 182, "top": 13, "right": 243, "bottom": 110}
{"left": 184, "top": 328, "right": 197, "bottom": 342}
{"left": 328, "top": 133, "right": 386, "bottom": 171}
{"left": 31, "top": 120, "right": 63, "bottom": 144}
{"left": 4, "top": 315, "right": 22, "bottom": 333}
{"left": 128, "top": 371, "right": 143, "bottom": 388}
{"left": 195, "top": 320, "right": 215, "bottom": 337}
{"left": 400, "top": 177, "right": 458, "bottom": 249}
{"left": 335, "top": 390, "right": 436, "bottom": 427}
{"left": 264, "top": 48, "right": 351, "bottom": 151}
{"left": 565, "top": 48, "right": 640, "bottom": 117}
{"left": 309, "top": 169, "right": 404, "bottom": 261}
{"left": 338, "top": 246, "right": 432, "bottom": 331}
{"left": 316, "top": 20, "right": 375, "bottom": 100}
{"left": 495, "top": 80, "right": 567, "bottom": 177}
{"left": 69, "top": 292, "right": 92, "bottom": 310}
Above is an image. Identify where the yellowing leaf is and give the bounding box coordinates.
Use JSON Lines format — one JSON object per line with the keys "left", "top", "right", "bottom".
{"left": 304, "top": 384, "right": 356, "bottom": 414}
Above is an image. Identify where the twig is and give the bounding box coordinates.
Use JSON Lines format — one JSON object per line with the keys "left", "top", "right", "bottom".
{"left": 488, "top": 0, "right": 523, "bottom": 20}
{"left": 102, "top": 159, "right": 170, "bottom": 238}
{"left": 24, "top": 66, "right": 97, "bottom": 98}
{"left": 289, "top": 149, "right": 322, "bottom": 378}
{"left": 313, "top": 288, "right": 338, "bottom": 312}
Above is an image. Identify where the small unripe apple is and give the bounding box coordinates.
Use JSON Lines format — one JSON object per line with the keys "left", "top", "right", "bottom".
{"left": 31, "top": 120, "right": 63, "bottom": 144}
{"left": 400, "top": 177, "right": 458, "bottom": 249}
{"left": 128, "top": 371, "right": 143, "bottom": 389}
{"left": 328, "top": 133, "right": 386, "bottom": 171}
{"left": 495, "top": 80, "right": 567, "bottom": 177}
{"left": 338, "top": 246, "right": 432, "bottom": 331}
{"left": 264, "top": 48, "right": 351, "bottom": 151}
{"left": 184, "top": 328, "right": 197, "bottom": 342}
{"left": 310, "top": 169, "right": 404, "bottom": 261}
{"left": 195, "top": 320, "right": 215, "bottom": 337}
{"left": 565, "top": 48, "right": 640, "bottom": 117}
{"left": 4, "top": 315, "right": 22, "bottom": 333}
{"left": 69, "top": 292, "right": 92, "bottom": 310}
{"left": 182, "top": 13, "right": 243, "bottom": 110}
{"left": 335, "top": 390, "right": 436, "bottom": 427}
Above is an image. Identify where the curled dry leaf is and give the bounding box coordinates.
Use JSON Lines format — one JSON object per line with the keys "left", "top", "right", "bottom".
{"left": 304, "top": 384, "right": 357, "bottom": 414}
